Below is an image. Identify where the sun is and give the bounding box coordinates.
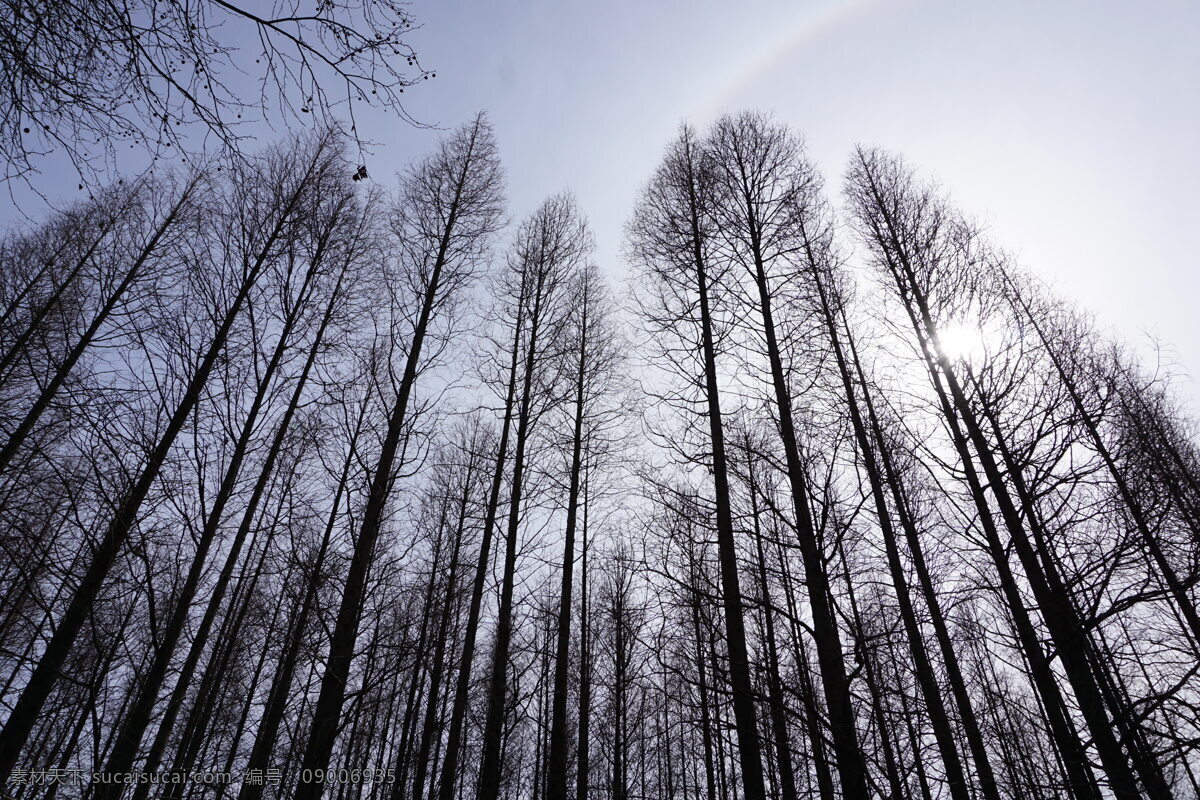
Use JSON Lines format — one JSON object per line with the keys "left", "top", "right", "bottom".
{"left": 936, "top": 320, "right": 988, "bottom": 364}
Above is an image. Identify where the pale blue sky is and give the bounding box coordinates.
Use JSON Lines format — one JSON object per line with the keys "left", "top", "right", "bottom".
{"left": 378, "top": 0, "right": 1200, "bottom": 401}
{"left": 8, "top": 0, "right": 1199, "bottom": 401}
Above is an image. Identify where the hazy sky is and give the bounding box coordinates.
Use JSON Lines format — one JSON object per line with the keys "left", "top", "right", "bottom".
{"left": 10, "top": 0, "right": 1200, "bottom": 402}
{"left": 372, "top": 0, "right": 1199, "bottom": 403}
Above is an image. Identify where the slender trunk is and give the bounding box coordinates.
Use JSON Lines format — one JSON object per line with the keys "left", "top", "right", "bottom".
{"left": 741, "top": 220, "right": 867, "bottom": 800}
{"left": 0, "top": 179, "right": 198, "bottom": 477}
{"left": 99, "top": 210, "right": 334, "bottom": 796}
{"left": 172, "top": 488, "right": 288, "bottom": 785}
{"left": 611, "top": 599, "right": 626, "bottom": 800}
{"left": 293, "top": 193, "right": 464, "bottom": 800}
{"left": 744, "top": 460, "right": 797, "bottom": 800}
{"left": 478, "top": 263, "right": 551, "bottom": 799}
{"left": 689, "top": 552, "right": 718, "bottom": 800}
{"left": 0, "top": 153, "right": 307, "bottom": 779}
{"left": 895, "top": 674, "right": 934, "bottom": 800}
{"left": 434, "top": 297, "right": 524, "bottom": 800}
{"left": 575, "top": 480, "right": 592, "bottom": 800}
{"left": 772, "top": 532, "right": 835, "bottom": 800}
{"left": 838, "top": 554, "right": 905, "bottom": 800}
{"left": 410, "top": 476, "right": 473, "bottom": 800}
{"left": 545, "top": 291, "right": 589, "bottom": 800}
{"left": 391, "top": 500, "right": 452, "bottom": 800}
{"left": 217, "top": 561, "right": 293, "bottom": 789}
{"left": 683, "top": 151, "right": 766, "bottom": 800}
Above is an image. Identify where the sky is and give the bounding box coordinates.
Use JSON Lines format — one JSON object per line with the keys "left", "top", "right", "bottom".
{"left": 7, "top": 0, "right": 1199, "bottom": 404}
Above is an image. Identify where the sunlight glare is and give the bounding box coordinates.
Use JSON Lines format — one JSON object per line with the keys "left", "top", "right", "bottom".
{"left": 936, "top": 320, "right": 988, "bottom": 364}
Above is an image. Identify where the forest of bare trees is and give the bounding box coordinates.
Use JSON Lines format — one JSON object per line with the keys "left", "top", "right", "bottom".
{"left": 0, "top": 103, "right": 1198, "bottom": 800}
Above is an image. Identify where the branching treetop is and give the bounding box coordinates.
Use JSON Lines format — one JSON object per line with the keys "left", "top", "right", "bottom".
{"left": 0, "top": 0, "right": 432, "bottom": 185}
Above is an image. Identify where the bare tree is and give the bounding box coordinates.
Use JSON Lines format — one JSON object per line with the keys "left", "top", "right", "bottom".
{"left": 627, "top": 123, "right": 768, "bottom": 800}
{"left": 707, "top": 112, "right": 870, "bottom": 800}
{"left": 0, "top": 103, "right": 1197, "bottom": 800}
{"left": 0, "top": 129, "right": 343, "bottom": 783}
{"left": 476, "top": 192, "right": 589, "bottom": 800}
{"left": 0, "top": 0, "right": 430, "bottom": 185}
{"left": 292, "top": 112, "right": 503, "bottom": 800}
{"left": 847, "top": 147, "right": 1162, "bottom": 799}
{"left": 544, "top": 263, "right": 622, "bottom": 800}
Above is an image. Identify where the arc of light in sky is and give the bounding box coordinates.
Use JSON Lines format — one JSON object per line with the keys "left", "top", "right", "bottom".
{"left": 701, "top": 0, "right": 882, "bottom": 118}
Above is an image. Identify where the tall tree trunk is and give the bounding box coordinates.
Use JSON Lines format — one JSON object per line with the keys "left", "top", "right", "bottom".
{"left": 98, "top": 202, "right": 341, "bottom": 797}
{"left": 772, "top": 533, "right": 835, "bottom": 800}
{"left": 545, "top": 284, "right": 589, "bottom": 800}
{"left": 575, "top": 479, "right": 592, "bottom": 800}
{"left": 689, "top": 558, "right": 718, "bottom": 800}
{"left": 0, "top": 177, "right": 199, "bottom": 478}
{"left": 477, "top": 260, "right": 551, "bottom": 800}
{"left": 683, "top": 145, "right": 767, "bottom": 800}
{"left": 293, "top": 185, "right": 466, "bottom": 800}
{"left": 434, "top": 289, "right": 524, "bottom": 800}
{"left": 611, "top": 594, "right": 627, "bottom": 800}
{"left": 744, "top": 456, "right": 797, "bottom": 800}
{"left": 0, "top": 142, "right": 323, "bottom": 781}
{"left": 172, "top": 480, "right": 290, "bottom": 786}
{"left": 736, "top": 203, "right": 868, "bottom": 800}
{"left": 409, "top": 469, "right": 474, "bottom": 800}
{"left": 836, "top": 547, "right": 905, "bottom": 800}
{"left": 391, "top": 499, "right": 452, "bottom": 799}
